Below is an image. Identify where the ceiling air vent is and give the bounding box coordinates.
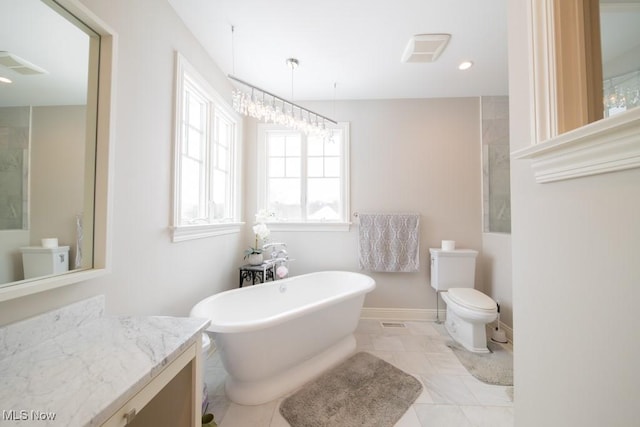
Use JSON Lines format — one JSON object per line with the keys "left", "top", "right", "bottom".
{"left": 401, "top": 34, "right": 451, "bottom": 63}
{"left": 0, "top": 51, "right": 48, "bottom": 75}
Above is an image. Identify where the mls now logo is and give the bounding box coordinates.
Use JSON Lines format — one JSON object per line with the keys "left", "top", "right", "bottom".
{"left": 2, "top": 410, "right": 29, "bottom": 421}
{"left": 3, "top": 409, "right": 56, "bottom": 421}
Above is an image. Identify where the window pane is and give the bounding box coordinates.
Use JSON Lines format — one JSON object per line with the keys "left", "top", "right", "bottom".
{"left": 187, "top": 127, "right": 203, "bottom": 159}
{"left": 269, "top": 135, "right": 285, "bottom": 156}
{"left": 285, "top": 136, "right": 301, "bottom": 156}
{"left": 308, "top": 157, "right": 323, "bottom": 177}
{"left": 210, "top": 110, "right": 233, "bottom": 221}
{"left": 217, "top": 146, "right": 228, "bottom": 171}
{"left": 180, "top": 157, "right": 205, "bottom": 222}
{"left": 324, "top": 157, "right": 341, "bottom": 177}
{"left": 212, "top": 169, "right": 227, "bottom": 219}
{"left": 188, "top": 96, "right": 204, "bottom": 127}
{"left": 324, "top": 137, "right": 341, "bottom": 156}
{"left": 268, "top": 178, "right": 301, "bottom": 219}
{"left": 269, "top": 158, "right": 285, "bottom": 177}
{"left": 286, "top": 157, "right": 300, "bottom": 177}
{"left": 218, "top": 119, "right": 230, "bottom": 148}
{"left": 307, "top": 177, "right": 341, "bottom": 220}
{"left": 307, "top": 136, "right": 323, "bottom": 156}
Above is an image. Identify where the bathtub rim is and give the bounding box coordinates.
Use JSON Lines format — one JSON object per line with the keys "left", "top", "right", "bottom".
{"left": 190, "top": 270, "right": 375, "bottom": 334}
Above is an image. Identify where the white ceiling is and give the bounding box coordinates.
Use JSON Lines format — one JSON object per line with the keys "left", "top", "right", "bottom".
{"left": 0, "top": 0, "right": 91, "bottom": 107}
{"left": 3, "top": 1, "right": 636, "bottom": 108}
{"left": 167, "top": 0, "right": 509, "bottom": 101}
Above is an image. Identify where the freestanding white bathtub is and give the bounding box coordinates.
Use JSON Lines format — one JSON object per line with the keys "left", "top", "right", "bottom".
{"left": 190, "top": 270, "right": 375, "bottom": 405}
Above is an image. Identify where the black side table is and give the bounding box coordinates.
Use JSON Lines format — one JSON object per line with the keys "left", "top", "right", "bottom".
{"left": 238, "top": 261, "right": 277, "bottom": 287}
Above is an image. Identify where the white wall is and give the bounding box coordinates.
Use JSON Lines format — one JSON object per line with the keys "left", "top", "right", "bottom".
{"left": 480, "top": 233, "right": 512, "bottom": 328}
{"left": 509, "top": 2, "right": 640, "bottom": 425}
{"left": 0, "top": 0, "right": 244, "bottom": 325}
{"left": 244, "top": 98, "right": 484, "bottom": 312}
{"left": 30, "top": 106, "right": 86, "bottom": 266}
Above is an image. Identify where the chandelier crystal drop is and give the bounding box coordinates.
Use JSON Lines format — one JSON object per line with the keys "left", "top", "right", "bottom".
{"left": 228, "top": 57, "right": 336, "bottom": 137}
{"left": 603, "top": 69, "right": 640, "bottom": 118}
{"left": 231, "top": 87, "right": 332, "bottom": 137}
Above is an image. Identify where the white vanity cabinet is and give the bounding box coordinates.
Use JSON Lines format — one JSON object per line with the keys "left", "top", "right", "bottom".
{"left": 101, "top": 342, "right": 201, "bottom": 427}
{"left": 0, "top": 296, "right": 209, "bottom": 427}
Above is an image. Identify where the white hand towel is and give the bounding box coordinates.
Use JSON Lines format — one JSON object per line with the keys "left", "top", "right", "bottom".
{"left": 358, "top": 213, "right": 420, "bottom": 272}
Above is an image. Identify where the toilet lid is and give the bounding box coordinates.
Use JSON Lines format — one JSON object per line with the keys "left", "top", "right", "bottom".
{"left": 447, "top": 288, "right": 497, "bottom": 311}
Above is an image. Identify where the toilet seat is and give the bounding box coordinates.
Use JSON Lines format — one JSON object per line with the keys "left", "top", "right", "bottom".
{"left": 447, "top": 288, "right": 496, "bottom": 312}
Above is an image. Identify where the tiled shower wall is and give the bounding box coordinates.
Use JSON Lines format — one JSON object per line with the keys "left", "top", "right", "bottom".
{"left": 481, "top": 96, "right": 511, "bottom": 233}
{"left": 0, "top": 107, "right": 30, "bottom": 230}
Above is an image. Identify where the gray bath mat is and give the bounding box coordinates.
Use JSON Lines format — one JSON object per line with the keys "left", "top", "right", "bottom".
{"left": 279, "top": 352, "right": 422, "bottom": 427}
{"left": 447, "top": 340, "right": 513, "bottom": 386}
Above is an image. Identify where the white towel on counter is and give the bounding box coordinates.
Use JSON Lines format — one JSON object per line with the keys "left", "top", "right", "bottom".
{"left": 358, "top": 213, "right": 420, "bottom": 272}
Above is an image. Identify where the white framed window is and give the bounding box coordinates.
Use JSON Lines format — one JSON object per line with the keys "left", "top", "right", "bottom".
{"left": 257, "top": 123, "right": 350, "bottom": 231}
{"left": 172, "top": 53, "right": 242, "bottom": 241}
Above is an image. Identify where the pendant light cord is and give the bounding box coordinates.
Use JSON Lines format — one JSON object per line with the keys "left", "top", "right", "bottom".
{"left": 290, "top": 66, "right": 294, "bottom": 101}
{"left": 333, "top": 81, "right": 337, "bottom": 119}
{"left": 231, "top": 25, "right": 236, "bottom": 75}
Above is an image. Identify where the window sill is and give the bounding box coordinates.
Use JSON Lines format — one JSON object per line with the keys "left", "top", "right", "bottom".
{"left": 171, "top": 222, "right": 243, "bottom": 242}
{"left": 512, "top": 108, "right": 640, "bottom": 183}
{"left": 265, "top": 222, "right": 351, "bottom": 232}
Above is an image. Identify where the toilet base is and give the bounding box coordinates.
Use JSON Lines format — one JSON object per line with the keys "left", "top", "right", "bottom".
{"left": 444, "top": 306, "right": 491, "bottom": 353}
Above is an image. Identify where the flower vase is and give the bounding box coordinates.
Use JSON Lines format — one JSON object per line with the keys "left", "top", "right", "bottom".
{"left": 248, "top": 253, "right": 263, "bottom": 265}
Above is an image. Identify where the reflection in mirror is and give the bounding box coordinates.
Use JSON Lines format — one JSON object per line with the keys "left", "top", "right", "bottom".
{"left": 0, "top": 0, "right": 99, "bottom": 287}
{"left": 550, "top": 0, "right": 640, "bottom": 135}
{"left": 517, "top": 1, "right": 640, "bottom": 185}
{"left": 600, "top": 1, "right": 640, "bottom": 117}
{"left": 482, "top": 97, "right": 511, "bottom": 234}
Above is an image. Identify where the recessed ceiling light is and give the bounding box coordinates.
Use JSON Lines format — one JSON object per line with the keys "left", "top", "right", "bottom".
{"left": 458, "top": 61, "right": 474, "bottom": 71}
{"left": 0, "top": 76, "right": 12, "bottom": 84}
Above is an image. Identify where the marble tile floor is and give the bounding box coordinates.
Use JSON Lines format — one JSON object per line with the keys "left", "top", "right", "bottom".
{"left": 203, "top": 319, "right": 514, "bottom": 427}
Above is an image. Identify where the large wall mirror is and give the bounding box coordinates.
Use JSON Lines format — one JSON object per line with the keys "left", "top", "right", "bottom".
{"left": 514, "top": 0, "right": 640, "bottom": 183}
{"left": 556, "top": 0, "right": 640, "bottom": 133}
{"left": 0, "top": 0, "right": 114, "bottom": 300}
{"left": 600, "top": 1, "right": 640, "bottom": 118}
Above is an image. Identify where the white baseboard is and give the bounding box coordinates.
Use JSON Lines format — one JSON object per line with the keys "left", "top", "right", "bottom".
{"left": 360, "top": 307, "right": 445, "bottom": 322}
{"left": 360, "top": 307, "right": 514, "bottom": 343}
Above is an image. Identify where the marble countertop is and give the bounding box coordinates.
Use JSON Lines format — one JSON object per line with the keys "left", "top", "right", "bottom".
{"left": 0, "top": 296, "right": 210, "bottom": 426}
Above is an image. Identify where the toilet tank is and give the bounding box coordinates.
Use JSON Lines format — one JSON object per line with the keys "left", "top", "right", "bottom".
{"left": 20, "top": 246, "right": 70, "bottom": 279}
{"left": 429, "top": 248, "right": 477, "bottom": 291}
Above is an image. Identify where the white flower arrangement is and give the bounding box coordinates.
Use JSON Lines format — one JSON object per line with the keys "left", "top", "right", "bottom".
{"left": 244, "top": 210, "right": 273, "bottom": 258}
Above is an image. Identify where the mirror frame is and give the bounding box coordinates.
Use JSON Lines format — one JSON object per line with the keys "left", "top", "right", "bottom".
{"left": 513, "top": 0, "right": 640, "bottom": 183}
{"left": 0, "top": 0, "right": 115, "bottom": 302}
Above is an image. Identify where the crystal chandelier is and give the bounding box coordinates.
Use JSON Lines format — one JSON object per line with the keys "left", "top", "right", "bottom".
{"left": 229, "top": 59, "right": 336, "bottom": 137}
{"left": 603, "top": 69, "right": 640, "bottom": 118}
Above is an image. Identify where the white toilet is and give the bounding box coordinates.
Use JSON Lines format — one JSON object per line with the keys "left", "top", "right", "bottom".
{"left": 430, "top": 248, "right": 497, "bottom": 353}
